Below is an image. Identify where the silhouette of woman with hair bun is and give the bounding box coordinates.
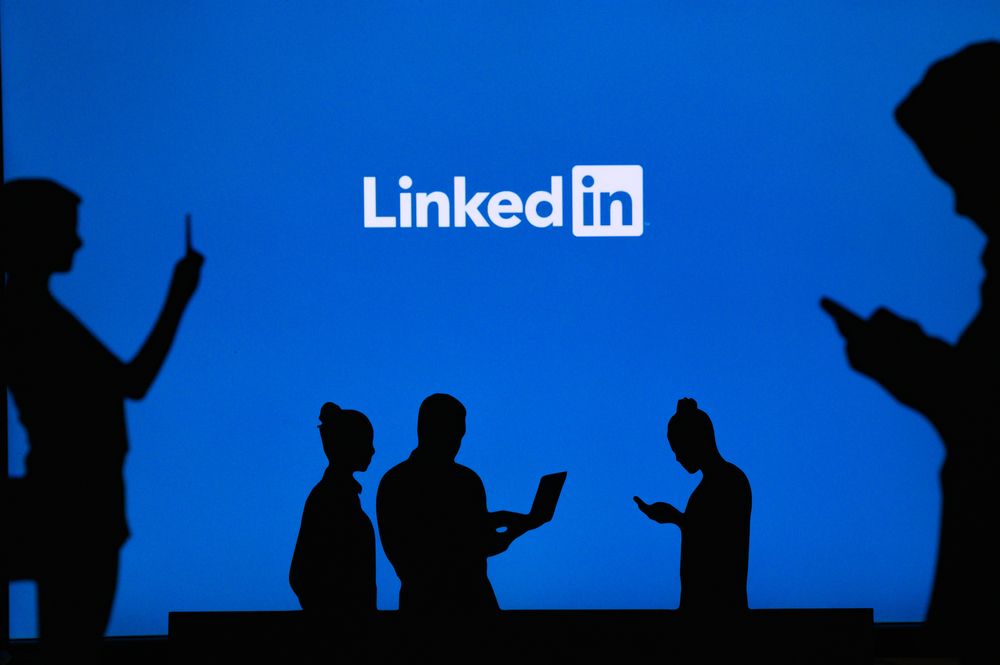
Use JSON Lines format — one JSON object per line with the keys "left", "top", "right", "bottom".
{"left": 635, "top": 398, "right": 752, "bottom": 616}
{"left": 290, "top": 402, "right": 376, "bottom": 661}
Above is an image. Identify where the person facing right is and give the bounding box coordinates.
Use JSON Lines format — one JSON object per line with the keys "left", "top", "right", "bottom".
{"left": 289, "top": 402, "right": 376, "bottom": 615}
{"left": 376, "top": 393, "right": 531, "bottom": 613}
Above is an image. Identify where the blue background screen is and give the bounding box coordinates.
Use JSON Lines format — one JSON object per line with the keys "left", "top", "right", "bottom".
{"left": 5, "top": 1, "right": 998, "bottom": 636}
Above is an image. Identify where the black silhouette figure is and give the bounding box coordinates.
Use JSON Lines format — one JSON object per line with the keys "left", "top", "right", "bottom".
{"left": 2, "top": 179, "right": 203, "bottom": 663}
{"left": 822, "top": 41, "right": 999, "bottom": 659}
{"left": 289, "top": 402, "right": 376, "bottom": 661}
{"left": 376, "top": 394, "right": 534, "bottom": 614}
{"left": 635, "top": 398, "right": 751, "bottom": 616}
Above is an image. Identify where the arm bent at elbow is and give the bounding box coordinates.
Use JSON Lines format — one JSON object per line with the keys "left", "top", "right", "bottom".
{"left": 124, "top": 250, "right": 204, "bottom": 399}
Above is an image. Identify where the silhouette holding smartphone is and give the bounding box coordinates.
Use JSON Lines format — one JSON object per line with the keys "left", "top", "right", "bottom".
{"left": 821, "top": 42, "right": 999, "bottom": 660}
{"left": 635, "top": 398, "right": 751, "bottom": 617}
{"left": 4, "top": 180, "right": 203, "bottom": 663}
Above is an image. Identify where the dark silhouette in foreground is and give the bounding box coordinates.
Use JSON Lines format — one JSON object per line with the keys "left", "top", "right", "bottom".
{"left": 635, "top": 398, "right": 751, "bottom": 616}
{"left": 167, "top": 607, "right": 875, "bottom": 665}
{"left": 821, "top": 41, "right": 999, "bottom": 660}
{"left": 289, "top": 402, "right": 376, "bottom": 662}
{"left": 376, "top": 393, "right": 548, "bottom": 661}
{"left": 3, "top": 179, "right": 203, "bottom": 663}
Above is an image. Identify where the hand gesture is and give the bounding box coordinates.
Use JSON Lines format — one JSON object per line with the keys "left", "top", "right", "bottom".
{"left": 490, "top": 510, "right": 534, "bottom": 536}
{"left": 634, "top": 496, "right": 682, "bottom": 525}
{"left": 821, "top": 298, "right": 929, "bottom": 382}
{"left": 171, "top": 213, "right": 204, "bottom": 303}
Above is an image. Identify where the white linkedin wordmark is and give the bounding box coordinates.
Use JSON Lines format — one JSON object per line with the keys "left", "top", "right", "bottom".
{"left": 363, "top": 165, "right": 643, "bottom": 237}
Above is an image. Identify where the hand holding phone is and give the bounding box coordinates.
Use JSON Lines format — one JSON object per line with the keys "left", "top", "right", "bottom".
{"left": 172, "top": 212, "right": 204, "bottom": 303}
{"left": 634, "top": 496, "right": 682, "bottom": 525}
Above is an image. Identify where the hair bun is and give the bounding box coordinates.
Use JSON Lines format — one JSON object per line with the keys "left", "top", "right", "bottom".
{"left": 319, "top": 401, "right": 342, "bottom": 425}
{"left": 676, "top": 397, "right": 699, "bottom": 413}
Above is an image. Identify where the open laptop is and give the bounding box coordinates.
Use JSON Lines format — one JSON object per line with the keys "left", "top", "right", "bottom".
{"left": 528, "top": 471, "right": 568, "bottom": 526}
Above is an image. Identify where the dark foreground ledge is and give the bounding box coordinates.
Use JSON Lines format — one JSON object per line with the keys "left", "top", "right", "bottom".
{"left": 8, "top": 614, "right": 958, "bottom": 664}
{"left": 167, "top": 608, "right": 873, "bottom": 664}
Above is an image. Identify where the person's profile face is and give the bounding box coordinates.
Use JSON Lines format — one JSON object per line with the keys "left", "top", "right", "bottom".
{"left": 51, "top": 204, "right": 83, "bottom": 273}
{"left": 668, "top": 434, "right": 700, "bottom": 474}
{"left": 343, "top": 422, "right": 375, "bottom": 473}
{"left": 357, "top": 432, "right": 375, "bottom": 472}
{"left": 951, "top": 178, "right": 999, "bottom": 234}
{"left": 418, "top": 403, "right": 465, "bottom": 459}
{"left": 921, "top": 143, "right": 998, "bottom": 234}
{"left": 443, "top": 416, "right": 465, "bottom": 460}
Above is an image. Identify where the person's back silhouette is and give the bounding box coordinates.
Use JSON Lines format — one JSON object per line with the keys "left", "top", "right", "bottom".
{"left": 290, "top": 402, "right": 376, "bottom": 662}
{"left": 3, "top": 178, "right": 203, "bottom": 662}
{"left": 821, "top": 41, "right": 999, "bottom": 659}
{"left": 635, "top": 398, "right": 751, "bottom": 616}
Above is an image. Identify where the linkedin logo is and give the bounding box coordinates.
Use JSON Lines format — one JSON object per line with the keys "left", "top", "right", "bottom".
{"left": 571, "top": 165, "right": 643, "bottom": 237}
{"left": 363, "top": 165, "right": 644, "bottom": 237}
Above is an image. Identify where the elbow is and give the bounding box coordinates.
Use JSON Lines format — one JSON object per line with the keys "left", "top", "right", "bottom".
{"left": 123, "top": 381, "right": 150, "bottom": 400}
{"left": 122, "top": 367, "right": 153, "bottom": 399}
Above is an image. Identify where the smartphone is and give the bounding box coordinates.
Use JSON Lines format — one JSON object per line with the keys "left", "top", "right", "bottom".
{"left": 820, "top": 297, "right": 865, "bottom": 337}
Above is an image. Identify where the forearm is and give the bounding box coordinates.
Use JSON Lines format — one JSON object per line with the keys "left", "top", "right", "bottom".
{"left": 485, "top": 509, "right": 534, "bottom": 555}
{"left": 124, "top": 289, "right": 189, "bottom": 398}
{"left": 484, "top": 531, "right": 514, "bottom": 557}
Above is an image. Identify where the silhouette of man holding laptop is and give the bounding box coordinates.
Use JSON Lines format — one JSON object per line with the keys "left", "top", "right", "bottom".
{"left": 376, "top": 394, "right": 565, "bottom": 613}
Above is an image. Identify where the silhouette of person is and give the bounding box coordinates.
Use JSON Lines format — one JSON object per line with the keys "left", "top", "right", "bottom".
{"left": 821, "top": 41, "right": 999, "bottom": 659}
{"left": 635, "top": 398, "right": 751, "bottom": 617}
{"left": 377, "top": 394, "right": 533, "bottom": 612}
{"left": 289, "top": 402, "right": 376, "bottom": 661}
{"left": 2, "top": 179, "right": 203, "bottom": 663}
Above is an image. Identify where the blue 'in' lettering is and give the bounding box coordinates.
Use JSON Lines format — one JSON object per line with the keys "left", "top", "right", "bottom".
{"left": 600, "top": 191, "right": 633, "bottom": 226}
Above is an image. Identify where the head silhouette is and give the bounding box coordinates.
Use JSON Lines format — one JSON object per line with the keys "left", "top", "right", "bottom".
{"left": 895, "top": 40, "right": 1000, "bottom": 234}
{"left": 318, "top": 402, "right": 375, "bottom": 473}
{"left": 416, "top": 393, "right": 466, "bottom": 460}
{"left": 667, "top": 398, "right": 718, "bottom": 474}
{"left": 2, "top": 178, "right": 83, "bottom": 276}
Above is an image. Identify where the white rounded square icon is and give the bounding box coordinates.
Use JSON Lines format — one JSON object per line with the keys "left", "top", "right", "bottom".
{"left": 571, "top": 165, "right": 644, "bottom": 237}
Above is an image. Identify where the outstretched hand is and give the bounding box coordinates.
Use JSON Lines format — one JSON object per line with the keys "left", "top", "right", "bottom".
{"left": 484, "top": 510, "right": 534, "bottom": 556}
{"left": 821, "top": 297, "right": 929, "bottom": 381}
{"left": 634, "top": 496, "right": 682, "bottom": 525}
{"left": 490, "top": 510, "right": 535, "bottom": 536}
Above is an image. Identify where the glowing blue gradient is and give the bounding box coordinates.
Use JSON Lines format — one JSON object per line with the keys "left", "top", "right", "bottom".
{"left": 5, "top": 1, "right": 998, "bottom": 636}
